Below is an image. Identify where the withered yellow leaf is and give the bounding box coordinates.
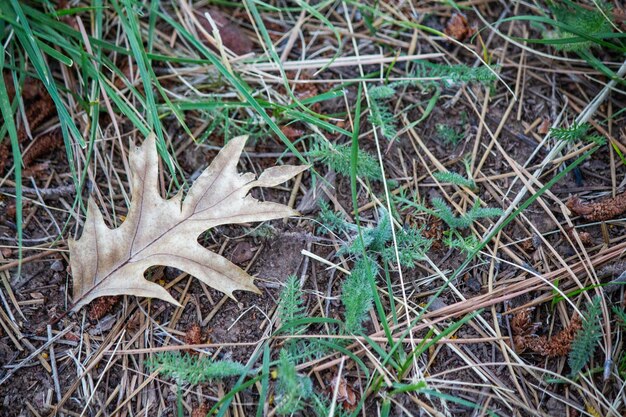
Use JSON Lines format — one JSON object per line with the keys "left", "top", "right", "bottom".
{"left": 69, "top": 134, "right": 307, "bottom": 311}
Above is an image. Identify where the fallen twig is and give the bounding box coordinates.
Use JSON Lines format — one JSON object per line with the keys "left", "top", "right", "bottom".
{"left": 0, "top": 184, "right": 75, "bottom": 199}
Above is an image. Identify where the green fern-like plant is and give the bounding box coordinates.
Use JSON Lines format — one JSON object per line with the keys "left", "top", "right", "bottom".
{"left": 339, "top": 209, "right": 432, "bottom": 268}
{"left": 317, "top": 199, "right": 355, "bottom": 236}
{"left": 544, "top": 1, "right": 613, "bottom": 52}
{"left": 277, "top": 275, "right": 307, "bottom": 334}
{"left": 147, "top": 352, "right": 247, "bottom": 385}
{"left": 284, "top": 338, "right": 336, "bottom": 363}
{"left": 550, "top": 122, "right": 606, "bottom": 145}
{"left": 550, "top": 122, "right": 591, "bottom": 141}
{"left": 307, "top": 139, "right": 382, "bottom": 180}
{"left": 568, "top": 296, "right": 603, "bottom": 377}
{"left": 275, "top": 272, "right": 338, "bottom": 363}
{"left": 382, "top": 225, "right": 432, "bottom": 267}
{"left": 413, "top": 61, "right": 499, "bottom": 87}
{"left": 367, "top": 63, "right": 497, "bottom": 142}
{"left": 368, "top": 85, "right": 398, "bottom": 140}
{"left": 340, "top": 209, "right": 392, "bottom": 256}
{"left": 425, "top": 198, "right": 503, "bottom": 230}
{"left": 433, "top": 171, "right": 477, "bottom": 191}
{"left": 613, "top": 306, "right": 626, "bottom": 328}
{"left": 342, "top": 257, "right": 377, "bottom": 334}
{"left": 274, "top": 349, "right": 313, "bottom": 415}
{"left": 435, "top": 123, "right": 464, "bottom": 146}
{"left": 443, "top": 230, "right": 480, "bottom": 255}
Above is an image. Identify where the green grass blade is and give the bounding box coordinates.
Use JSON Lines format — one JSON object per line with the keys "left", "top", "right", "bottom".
{"left": 255, "top": 344, "right": 270, "bottom": 417}
{"left": 0, "top": 49, "right": 23, "bottom": 277}
{"left": 113, "top": 0, "right": 176, "bottom": 179}
{"left": 5, "top": 0, "right": 84, "bottom": 148}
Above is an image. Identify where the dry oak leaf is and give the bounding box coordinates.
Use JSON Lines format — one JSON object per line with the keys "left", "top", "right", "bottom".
{"left": 69, "top": 134, "right": 307, "bottom": 311}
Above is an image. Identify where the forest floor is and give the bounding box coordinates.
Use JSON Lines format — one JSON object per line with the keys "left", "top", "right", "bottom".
{"left": 1, "top": 1, "right": 626, "bottom": 416}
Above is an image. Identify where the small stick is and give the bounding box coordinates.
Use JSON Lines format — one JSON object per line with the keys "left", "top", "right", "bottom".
{"left": 0, "top": 251, "right": 54, "bottom": 273}
{"left": 0, "top": 184, "right": 75, "bottom": 199}
{"left": 327, "top": 357, "right": 345, "bottom": 417}
{"left": 47, "top": 325, "right": 63, "bottom": 414}
{"left": 283, "top": 171, "right": 303, "bottom": 224}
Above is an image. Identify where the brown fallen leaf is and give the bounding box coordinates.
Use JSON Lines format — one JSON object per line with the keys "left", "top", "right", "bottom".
{"left": 195, "top": 8, "right": 253, "bottom": 55}
{"left": 69, "top": 134, "right": 307, "bottom": 311}
{"left": 328, "top": 375, "right": 358, "bottom": 411}
{"left": 279, "top": 125, "right": 304, "bottom": 141}
{"left": 537, "top": 118, "right": 551, "bottom": 135}
{"left": 444, "top": 13, "right": 477, "bottom": 42}
{"left": 566, "top": 192, "right": 626, "bottom": 221}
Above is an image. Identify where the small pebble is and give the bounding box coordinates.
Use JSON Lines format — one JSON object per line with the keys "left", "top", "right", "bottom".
{"left": 427, "top": 297, "right": 448, "bottom": 312}
{"left": 50, "top": 260, "right": 64, "bottom": 272}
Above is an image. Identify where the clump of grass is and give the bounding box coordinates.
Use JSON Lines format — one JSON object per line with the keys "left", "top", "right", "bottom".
{"left": 568, "top": 296, "right": 603, "bottom": 377}
{"left": 201, "top": 103, "right": 270, "bottom": 142}
{"left": 312, "top": 393, "right": 352, "bottom": 417}
{"left": 147, "top": 352, "right": 247, "bottom": 385}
